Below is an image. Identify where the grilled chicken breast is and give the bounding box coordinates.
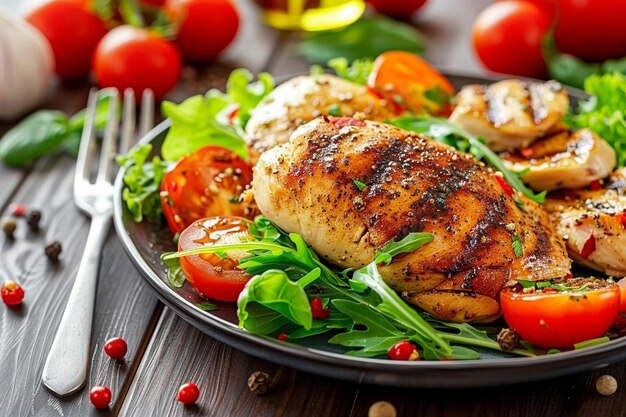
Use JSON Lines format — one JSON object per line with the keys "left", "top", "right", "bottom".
{"left": 501, "top": 129, "right": 617, "bottom": 191}
{"left": 245, "top": 74, "right": 395, "bottom": 160}
{"left": 449, "top": 79, "right": 569, "bottom": 152}
{"left": 545, "top": 169, "right": 626, "bottom": 277}
{"left": 253, "top": 116, "right": 571, "bottom": 323}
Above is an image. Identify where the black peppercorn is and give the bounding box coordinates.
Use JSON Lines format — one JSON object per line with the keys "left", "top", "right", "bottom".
{"left": 45, "top": 241, "right": 62, "bottom": 262}
{"left": 247, "top": 371, "right": 271, "bottom": 395}
{"left": 497, "top": 328, "right": 520, "bottom": 351}
{"left": 26, "top": 210, "right": 42, "bottom": 231}
{"left": 2, "top": 218, "right": 17, "bottom": 239}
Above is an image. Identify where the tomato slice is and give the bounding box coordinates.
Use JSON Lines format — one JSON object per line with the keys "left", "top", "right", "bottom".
{"left": 500, "top": 278, "right": 619, "bottom": 348}
{"left": 178, "top": 216, "right": 253, "bottom": 302}
{"left": 367, "top": 51, "right": 455, "bottom": 116}
{"left": 161, "top": 146, "right": 255, "bottom": 234}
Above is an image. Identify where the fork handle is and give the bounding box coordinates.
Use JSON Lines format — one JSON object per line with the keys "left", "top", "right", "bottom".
{"left": 42, "top": 214, "right": 111, "bottom": 397}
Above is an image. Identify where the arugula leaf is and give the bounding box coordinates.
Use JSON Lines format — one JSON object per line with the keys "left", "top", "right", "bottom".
{"left": 297, "top": 16, "right": 425, "bottom": 64}
{"left": 512, "top": 235, "right": 523, "bottom": 259}
{"left": 288, "top": 315, "right": 353, "bottom": 339}
{"left": 237, "top": 269, "right": 314, "bottom": 330}
{"left": 327, "top": 57, "right": 374, "bottom": 85}
{"left": 387, "top": 116, "right": 547, "bottom": 204}
{"left": 161, "top": 252, "right": 186, "bottom": 288}
{"left": 574, "top": 336, "right": 610, "bottom": 350}
{"left": 375, "top": 232, "right": 434, "bottom": 265}
{"left": 117, "top": 144, "right": 169, "bottom": 223}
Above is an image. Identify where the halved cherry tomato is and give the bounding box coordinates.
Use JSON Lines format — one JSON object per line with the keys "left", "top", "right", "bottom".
{"left": 178, "top": 216, "right": 252, "bottom": 301}
{"left": 500, "top": 279, "right": 619, "bottom": 348}
{"left": 160, "top": 146, "right": 254, "bottom": 234}
{"left": 367, "top": 51, "right": 455, "bottom": 116}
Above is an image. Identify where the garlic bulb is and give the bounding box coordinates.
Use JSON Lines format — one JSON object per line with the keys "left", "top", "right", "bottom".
{"left": 0, "top": 12, "right": 54, "bottom": 120}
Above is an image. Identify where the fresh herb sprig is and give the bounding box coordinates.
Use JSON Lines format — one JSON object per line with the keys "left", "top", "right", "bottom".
{"left": 387, "top": 116, "right": 547, "bottom": 204}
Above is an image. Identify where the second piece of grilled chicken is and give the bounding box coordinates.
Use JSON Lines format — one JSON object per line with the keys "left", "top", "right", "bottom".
{"left": 253, "top": 116, "right": 571, "bottom": 323}
{"left": 449, "top": 79, "right": 569, "bottom": 152}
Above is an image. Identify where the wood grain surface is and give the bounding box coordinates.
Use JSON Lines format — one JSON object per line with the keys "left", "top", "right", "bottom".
{"left": 2, "top": 1, "right": 626, "bottom": 417}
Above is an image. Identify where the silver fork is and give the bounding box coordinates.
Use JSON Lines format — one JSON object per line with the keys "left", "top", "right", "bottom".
{"left": 42, "top": 88, "right": 154, "bottom": 397}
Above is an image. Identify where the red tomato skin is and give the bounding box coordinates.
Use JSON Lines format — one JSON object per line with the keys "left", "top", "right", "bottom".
{"left": 178, "top": 216, "right": 252, "bottom": 302}
{"left": 472, "top": 1, "right": 551, "bottom": 78}
{"left": 26, "top": 0, "right": 107, "bottom": 81}
{"left": 553, "top": 0, "right": 626, "bottom": 61}
{"left": 500, "top": 287, "right": 619, "bottom": 348}
{"left": 1, "top": 281, "right": 25, "bottom": 306}
{"left": 366, "top": 0, "right": 428, "bottom": 19}
{"left": 93, "top": 26, "right": 181, "bottom": 100}
{"left": 168, "top": 0, "right": 240, "bottom": 63}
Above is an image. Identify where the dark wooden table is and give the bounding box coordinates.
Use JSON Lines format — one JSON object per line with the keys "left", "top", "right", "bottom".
{"left": 2, "top": 1, "right": 626, "bottom": 416}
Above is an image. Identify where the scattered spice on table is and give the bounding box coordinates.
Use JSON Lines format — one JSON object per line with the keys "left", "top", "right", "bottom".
{"left": 248, "top": 371, "right": 272, "bottom": 395}
{"left": 2, "top": 218, "right": 16, "bottom": 239}
{"left": 26, "top": 209, "right": 42, "bottom": 231}
{"left": 497, "top": 328, "right": 520, "bottom": 352}
{"left": 596, "top": 375, "right": 618, "bottom": 396}
{"left": 44, "top": 241, "right": 62, "bottom": 262}
{"left": 369, "top": 401, "right": 397, "bottom": 417}
{"left": 9, "top": 203, "right": 27, "bottom": 217}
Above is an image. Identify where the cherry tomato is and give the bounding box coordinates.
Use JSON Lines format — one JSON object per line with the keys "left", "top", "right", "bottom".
{"left": 167, "top": 0, "right": 239, "bottom": 63}
{"left": 160, "top": 146, "right": 254, "bottom": 234}
{"left": 104, "top": 337, "right": 128, "bottom": 359}
{"left": 26, "top": 0, "right": 107, "bottom": 81}
{"left": 176, "top": 382, "right": 200, "bottom": 405}
{"left": 1, "top": 281, "right": 24, "bottom": 306}
{"left": 472, "top": 1, "right": 551, "bottom": 78}
{"left": 387, "top": 340, "right": 420, "bottom": 361}
{"left": 366, "top": 0, "right": 428, "bottom": 19}
{"left": 500, "top": 280, "right": 619, "bottom": 348}
{"left": 89, "top": 386, "right": 112, "bottom": 409}
{"left": 367, "top": 51, "right": 455, "bottom": 116}
{"left": 553, "top": 0, "right": 626, "bottom": 61}
{"left": 93, "top": 25, "right": 181, "bottom": 100}
{"left": 178, "top": 216, "right": 253, "bottom": 302}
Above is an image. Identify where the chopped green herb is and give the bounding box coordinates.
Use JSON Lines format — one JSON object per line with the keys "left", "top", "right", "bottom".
{"left": 195, "top": 302, "right": 219, "bottom": 311}
{"left": 327, "top": 57, "right": 374, "bottom": 85}
{"left": 512, "top": 235, "right": 523, "bottom": 258}
{"left": 161, "top": 252, "right": 186, "bottom": 288}
{"left": 353, "top": 179, "right": 367, "bottom": 191}
{"left": 327, "top": 103, "right": 342, "bottom": 117}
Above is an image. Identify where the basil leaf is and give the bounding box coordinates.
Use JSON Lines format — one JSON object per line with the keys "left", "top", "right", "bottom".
{"left": 297, "top": 16, "right": 425, "bottom": 64}
{"left": 237, "top": 270, "right": 313, "bottom": 330}
{"left": 0, "top": 111, "right": 70, "bottom": 167}
{"left": 375, "top": 232, "right": 434, "bottom": 265}
{"left": 161, "top": 252, "right": 186, "bottom": 288}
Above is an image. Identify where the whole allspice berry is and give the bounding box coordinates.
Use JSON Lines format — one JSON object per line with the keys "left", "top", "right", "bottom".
{"left": 596, "top": 375, "right": 618, "bottom": 396}
{"left": 368, "top": 401, "right": 397, "bottom": 417}
{"left": 44, "top": 241, "right": 62, "bottom": 262}
{"left": 247, "top": 371, "right": 271, "bottom": 395}
{"left": 26, "top": 210, "right": 42, "bottom": 232}
{"left": 2, "top": 218, "right": 17, "bottom": 239}
{"left": 497, "top": 328, "right": 520, "bottom": 352}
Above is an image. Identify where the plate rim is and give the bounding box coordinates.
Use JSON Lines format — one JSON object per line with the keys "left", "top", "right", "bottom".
{"left": 112, "top": 73, "right": 625, "bottom": 388}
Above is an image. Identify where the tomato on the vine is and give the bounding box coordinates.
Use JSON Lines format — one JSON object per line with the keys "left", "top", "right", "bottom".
{"left": 365, "top": 0, "right": 428, "bottom": 20}
{"left": 500, "top": 279, "right": 619, "bottom": 348}
{"left": 160, "top": 146, "right": 254, "bottom": 234}
{"left": 167, "top": 0, "right": 240, "bottom": 63}
{"left": 472, "top": 1, "right": 551, "bottom": 78}
{"left": 367, "top": 51, "right": 455, "bottom": 116}
{"left": 178, "top": 216, "right": 253, "bottom": 301}
{"left": 93, "top": 25, "right": 181, "bottom": 100}
{"left": 26, "top": 0, "right": 108, "bottom": 81}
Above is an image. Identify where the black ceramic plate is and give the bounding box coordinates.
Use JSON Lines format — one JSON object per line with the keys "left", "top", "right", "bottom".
{"left": 113, "top": 72, "right": 626, "bottom": 388}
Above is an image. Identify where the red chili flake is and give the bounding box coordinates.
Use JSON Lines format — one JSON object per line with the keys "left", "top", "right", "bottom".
{"left": 589, "top": 180, "right": 603, "bottom": 191}
{"left": 367, "top": 86, "right": 384, "bottom": 100}
{"left": 277, "top": 333, "right": 288, "bottom": 341}
{"left": 542, "top": 288, "right": 559, "bottom": 293}
{"left": 227, "top": 105, "right": 240, "bottom": 125}
{"left": 495, "top": 176, "right": 514, "bottom": 198}
{"left": 519, "top": 148, "right": 534, "bottom": 159}
{"left": 564, "top": 270, "right": 573, "bottom": 279}
{"left": 9, "top": 204, "right": 27, "bottom": 217}
{"left": 387, "top": 340, "right": 420, "bottom": 361}
{"left": 579, "top": 234, "right": 596, "bottom": 258}
{"left": 328, "top": 116, "right": 366, "bottom": 128}
{"left": 615, "top": 212, "right": 626, "bottom": 228}
{"left": 310, "top": 296, "right": 330, "bottom": 319}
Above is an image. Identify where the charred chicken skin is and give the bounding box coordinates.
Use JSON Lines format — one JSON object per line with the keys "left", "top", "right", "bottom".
{"left": 245, "top": 74, "right": 396, "bottom": 161}
{"left": 253, "top": 117, "right": 571, "bottom": 323}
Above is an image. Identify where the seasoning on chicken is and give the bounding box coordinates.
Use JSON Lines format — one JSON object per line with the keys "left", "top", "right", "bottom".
{"left": 245, "top": 74, "right": 396, "bottom": 160}
{"left": 545, "top": 168, "right": 626, "bottom": 277}
{"left": 501, "top": 129, "right": 616, "bottom": 191}
{"left": 253, "top": 116, "right": 571, "bottom": 323}
{"left": 449, "top": 79, "right": 569, "bottom": 152}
